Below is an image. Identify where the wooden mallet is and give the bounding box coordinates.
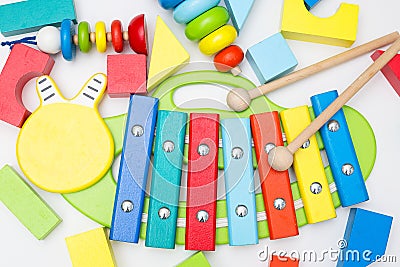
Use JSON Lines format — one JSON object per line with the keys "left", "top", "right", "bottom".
{"left": 268, "top": 36, "right": 400, "bottom": 172}
{"left": 227, "top": 32, "right": 400, "bottom": 112}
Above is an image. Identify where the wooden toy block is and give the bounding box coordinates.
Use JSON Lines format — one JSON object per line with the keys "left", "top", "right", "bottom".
{"left": 17, "top": 74, "right": 114, "bottom": 193}
{"left": 0, "top": 0, "right": 76, "bottom": 37}
{"left": 224, "top": 0, "right": 255, "bottom": 33}
{"left": 371, "top": 50, "right": 400, "bottom": 97}
{"left": 176, "top": 252, "right": 211, "bottom": 267}
{"left": 270, "top": 255, "right": 299, "bottom": 267}
{"left": 280, "top": 106, "right": 336, "bottom": 223}
{"left": 107, "top": 54, "right": 147, "bottom": 97}
{"left": 0, "top": 165, "right": 61, "bottom": 240}
{"left": 221, "top": 118, "right": 258, "bottom": 246}
{"left": 281, "top": 0, "right": 359, "bottom": 47}
{"left": 304, "top": 0, "right": 321, "bottom": 10}
{"left": 66, "top": 227, "right": 117, "bottom": 267}
{"left": 246, "top": 33, "right": 298, "bottom": 84}
{"left": 146, "top": 111, "right": 187, "bottom": 249}
{"left": 0, "top": 44, "right": 54, "bottom": 128}
{"left": 250, "top": 112, "right": 298, "bottom": 239}
{"left": 110, "top": 95, "right": 158, "bottom": 243}
{"left": 337, "top": 208, "right": 393, "bottom": 267}
{"left": 186, "top": 113, "right": 219, "bottom": 251}
{"left": 147, "top": 16, "right": 190, "bottom": 91}
{"left": 311, "top": 90, "right": 369, "bottom": 207}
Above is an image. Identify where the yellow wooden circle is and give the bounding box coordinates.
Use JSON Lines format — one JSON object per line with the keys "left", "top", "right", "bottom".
{"left": 95, "top": 21, "right": 107, "bottom": 53}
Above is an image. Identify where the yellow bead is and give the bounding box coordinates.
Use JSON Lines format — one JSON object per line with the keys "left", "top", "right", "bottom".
{"left": 95, "top": 21, "right": 107, "bottom": 53}
{"left": 198, "top": 25, "right": 237, "bottom": 55}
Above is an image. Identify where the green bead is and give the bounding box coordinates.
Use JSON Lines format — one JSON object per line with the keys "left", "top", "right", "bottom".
{"left": 185, "top": 6, "right": 230, "bottom": 41}
{"left": 78, "top": 21, "right": 91, "bottom": 53}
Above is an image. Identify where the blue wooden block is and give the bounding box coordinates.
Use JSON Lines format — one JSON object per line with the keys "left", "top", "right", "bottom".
{"left": 110, "top": 95, "right": 158, "bottom": 243}
{"left": 0, "top": 0, "right": 76, "bottom": 37}
{"left": 246, "top": 33, "right": 298, "bottom": 84}
{"left": 304, "top": 0, "right": 321, "bottom": 10}
{"left": 337, "top": 208, "right": 393, "bottom": 267}
{"left": 224, "top": 0, "right": 255, "bottom": 34}
{"left": 145, "top": 111, "right": 187, "bottom": 249}
{"left": 221, "top": 118, "right": 258, "bottom": 246}
{"left": 311, "top": 90, "right": 368, "bottom": 207}
{"left": 158, "top": 0, "right": 186, "bottom": 10}
{"left": 174, "top": 0, "right": 220, "bottom": 24}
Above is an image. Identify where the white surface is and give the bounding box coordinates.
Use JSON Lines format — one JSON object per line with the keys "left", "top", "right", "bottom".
{"left": 0, "top": 0, "right": 399, "bottom": 266}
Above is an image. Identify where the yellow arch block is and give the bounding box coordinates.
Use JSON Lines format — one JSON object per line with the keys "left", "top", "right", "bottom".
{"left": 281, "top": 0, "right": 359, "bottom": 47}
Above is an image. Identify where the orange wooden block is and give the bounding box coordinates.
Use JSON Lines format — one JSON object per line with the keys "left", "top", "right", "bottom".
{"left": 269, "top": 255, "right": 299, "bottom": 267}
{"left": 0, "top": 44, "right": 54, "bottom": 128}
{"left": 107, "top": 54, "right": 147, "bottom": 97}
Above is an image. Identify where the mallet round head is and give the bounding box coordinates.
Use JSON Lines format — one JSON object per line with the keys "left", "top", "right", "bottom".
{"left": 227, "top": 88, "right": 251, "bottom": 112}
{"left": 267, "top": 146, "right": 294, "bottom": 171}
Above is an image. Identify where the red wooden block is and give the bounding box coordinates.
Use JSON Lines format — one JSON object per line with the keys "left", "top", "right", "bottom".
{"left": 250, "top": 112, "right": 298, "bottom": 240}
{"left": 0, "top": 44, "right": 54, "bottom": 128}
{"left": 269, "top": 255, "right": 299, "bottom": 267}
{"left": 106, "top": 54, "right": 147, "bottom": 97}
{"left": 185, "top": 113, "right": 219, "bottom": 251}
{"left": 371, "top": 50, "right": 400, "bottom": 97}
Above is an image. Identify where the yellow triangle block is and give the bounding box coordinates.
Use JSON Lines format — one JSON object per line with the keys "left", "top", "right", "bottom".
{"left": 148, "top": 16, "right": 190, "bottom": 91}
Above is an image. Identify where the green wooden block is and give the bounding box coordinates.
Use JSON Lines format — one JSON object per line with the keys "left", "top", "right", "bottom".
{"left": 0, "top": 165, "right": 62, "bottom": 239}
{"left": 176, "top": 252, "right": 211, "bottom": 267}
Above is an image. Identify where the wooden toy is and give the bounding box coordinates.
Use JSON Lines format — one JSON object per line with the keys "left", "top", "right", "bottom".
{"left": 281, "top": 0, "right": 359, "bottom": 47}
{"left": 371, "top": 50, "right": 400, "bottom": 97}
{"left": 246, "top": 32, "right": 298, "bottom": 84}
{"left": 110, "top": 95, "right": 158, "bottom": 243}
{"left": 186, "top": 113, "right": 219, "bottom": 251}
{"left": 214, "top": 45, "right": 244, "bottom": 75}
{"left": 159, "top": 0, "right": 186, "bottom": 9}
{"left": 304, "top": 0, "right": 321, "bottom": 10}
{"left": 337, "top": 208, "right": 393, "bottom": 267}
{"left": 281, "top": 106, "right": 336, "bottom": 223}
{"left": 107, "top": 54, "right": 147, "bottom": 97}
{"left": 269, "top": 255, "right": 299, "bottom": 267}
{"left": 224, "top": 0, "right": 255, "bottom": 33}
{"left": 268, "top": 37, "right": 400, "bottom": 172}
{"left": 199, "top": 25, "right": 237, "bottom": 55}
{"left": 176, "top": 252, "right": 211, "bottom": 267}
{"left": 250, "top": 112, "right": 298, "bottom": 239}
{"left": 66, "top": 227, "right": 117, "bottom": 267}
{"left": 221, "top": 118, "right": 258, "bottom": 246}
{"left": 0, "top": 44, "right": 54, "bottom": 128}
{"left": 0, "top": 165, "right": 61, "bottom": 240}
{"left": 226, "top": 32, "right": 400, "bottom": 112}
{"left": 16, "top": 73, "right": 114, "bottom": 193}
{"left": 311, "top": 90, "right": 369, "bottom": 207}
{"left": 147, "top": 16, "right": 190, "bottom": 91}
{"left": 0, "top": 0, "right": 76, "bottom": 37}
{"left": 145, "top": 111, "right": 187, "bottom": 249}
{"left": 36, "top": 14, "right": 147, "bottom": 60}
{"left": 174, "top": 0, "right": 220, "bottom": 24}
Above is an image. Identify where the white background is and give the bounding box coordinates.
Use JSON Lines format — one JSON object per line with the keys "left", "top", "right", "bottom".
{"left": 0, "top": 0, "right": 399, "bottom": 266}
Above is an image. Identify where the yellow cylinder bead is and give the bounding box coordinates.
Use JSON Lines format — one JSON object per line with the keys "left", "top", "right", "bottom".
{"left": 198, "top": 25, "right": 237, "bottom": 55}
{"left": 95, "top": 21, "right": 107, "bottom": 53}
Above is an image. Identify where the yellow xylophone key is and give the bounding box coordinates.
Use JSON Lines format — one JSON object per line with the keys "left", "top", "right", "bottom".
{"left": 280, "top": 106, "right": 336, "bottom": 223}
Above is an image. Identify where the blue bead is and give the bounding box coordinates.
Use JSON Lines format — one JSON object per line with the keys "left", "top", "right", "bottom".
{"left": 158, "top": 0, "right": 186, "bottom": 10}
{"left": 173, "top": 0, "right": 220, "bottom": 24}
{"left": 60, "top": 19, "right": 75, "bottom": 61}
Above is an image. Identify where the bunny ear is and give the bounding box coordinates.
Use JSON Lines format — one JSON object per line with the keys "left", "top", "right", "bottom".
{"left": 72, "top": 73, "right": 107, "bottom": 108}
{"left": 36, "top": 75, "right": 64, "bottom": 105}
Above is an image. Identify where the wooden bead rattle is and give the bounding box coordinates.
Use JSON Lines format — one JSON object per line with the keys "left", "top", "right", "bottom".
{"left": 268, "top": 36, "right": 400, "bottom": 172}
{"left": 36, "top": 15, "right": 147, "bottom": 61}
{"left": 227, "top": 32, "right": 400, "bottom": 112}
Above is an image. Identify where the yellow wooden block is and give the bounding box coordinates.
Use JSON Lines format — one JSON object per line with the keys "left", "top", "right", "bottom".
{"left": 281, "top": 0, "right": 359, "bottom": 47}
{"left": 280, "top": 106, "right": 336, "bottom": 223}
{"left": 147, "top": 16, "right": 190, "bottom": 91}
{"left": 66, "top": 227, "right": 116, "bottom": 267}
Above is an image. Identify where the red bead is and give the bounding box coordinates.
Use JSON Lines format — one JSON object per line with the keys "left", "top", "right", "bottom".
{"left": 213, "top": 45, "right": 244, "bottom": 72}
{"left": 128, "top": 14, "right": 147, "bottom": 55}
{"left": 111, "top": 20, "right": 123, "bottom": 53}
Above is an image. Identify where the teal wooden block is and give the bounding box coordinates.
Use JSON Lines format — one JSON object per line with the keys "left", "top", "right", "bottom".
{"left": 145, "top": 110, "right": 187, "bottom": 249}
{"left": 305, "top": 0, "right": 321, "bottom": 10}
{"left": 0, "top": 165, "right": 62, "bottom": 239}
{"left": 246, "top": 32, "right": 298, "bottom": 84}
{"left": 0, "top": 0, "right": 76, "bottom": 37}
{"left": 224, "top": 0, "right": 255, "bottom": 34}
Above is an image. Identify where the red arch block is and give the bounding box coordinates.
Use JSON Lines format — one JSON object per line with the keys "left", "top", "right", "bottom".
{"left": 371, "top": 50, "right": 400, "bottom": 97}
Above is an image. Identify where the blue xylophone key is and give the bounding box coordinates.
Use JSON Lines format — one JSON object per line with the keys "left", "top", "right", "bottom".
{"left": 145, "top": 110, "right": 187, "bottom": 249}
{"left": 311, "top": 90, "right": 369, "bottom": 207}
{"left": 221, "top": 118, "right": 258, "bottom": 246}
{"left": 110, "top": 95, "right": 158, "bottom": 243}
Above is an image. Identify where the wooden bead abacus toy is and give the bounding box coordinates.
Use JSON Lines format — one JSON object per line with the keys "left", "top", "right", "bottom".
{"left": 35, "top": 15, "right": 147, "bottom": 61}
